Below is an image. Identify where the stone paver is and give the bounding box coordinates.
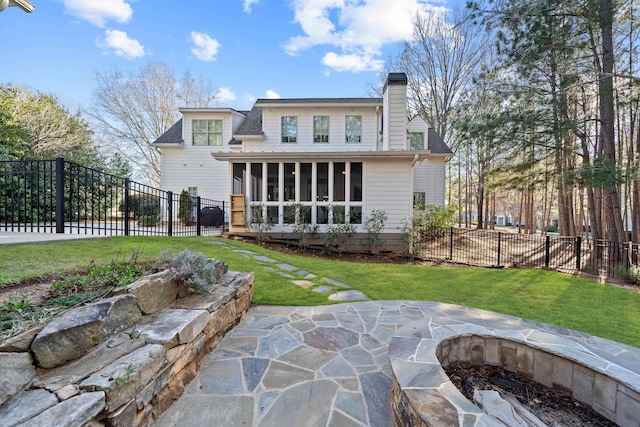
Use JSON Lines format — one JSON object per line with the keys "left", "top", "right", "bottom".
{"left": 328, "top": 290, "right": 371, "bottom": 301}
{"left": 322, "top": 277, "right": 351, "bottom": 288}
{"left": 159, "top": 301, "right": 640, "bottom": 427}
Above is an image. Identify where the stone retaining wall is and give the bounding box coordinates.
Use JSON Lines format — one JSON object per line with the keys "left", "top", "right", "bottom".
{"left": 0, "top": 262, "right": 254, "bottom": 427}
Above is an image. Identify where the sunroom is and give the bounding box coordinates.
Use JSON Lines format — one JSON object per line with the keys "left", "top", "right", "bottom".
{"left": 212, "top": 151, "right": 429, "bottom": 234}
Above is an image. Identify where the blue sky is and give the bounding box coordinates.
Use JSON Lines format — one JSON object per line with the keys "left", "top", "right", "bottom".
{"left": 1, "top": 0, "right": 449, "bottom": 111}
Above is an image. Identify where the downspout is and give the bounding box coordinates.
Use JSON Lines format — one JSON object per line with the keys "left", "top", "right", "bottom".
{"left": 376, "top": 106, "right": 382, "bottom": 150}
{"left": 411, "top": 154, "right": 419, "bottom": 167}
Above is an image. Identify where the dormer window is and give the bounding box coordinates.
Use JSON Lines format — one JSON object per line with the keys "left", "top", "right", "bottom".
{"left": 193, "top": 119, "right": 222, "bottom": 146}
{"left": 410, "top": 132, "right": 424, "bottom": 150}
{"left": 345, "top": 115, "right": 362, "bottom": 143}
{"left": 281, "top": 116, "right": 297, "bottom": 143}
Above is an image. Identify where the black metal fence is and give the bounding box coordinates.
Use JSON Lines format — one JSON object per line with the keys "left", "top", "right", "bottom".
{"left": 412, "top": 226, "right": 640, "bottom": 279}
{"left": 0, "top": 158, "right": 226, "bottom": 236}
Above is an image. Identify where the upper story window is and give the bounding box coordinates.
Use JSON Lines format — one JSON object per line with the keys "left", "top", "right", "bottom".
{"left": 410, "top": 132, "right": 424, "bottom": 150}
{"left": 281, "top": 116, "right": 297, "bottom": 143}
{"left": 313, "top": 116, "right": 329, "bottom": 143}
{"left": 345, "top": 115, "right": 362, "bottom": 143}
{"left": 193, "top": 119, "right": 222, "bottom": 146}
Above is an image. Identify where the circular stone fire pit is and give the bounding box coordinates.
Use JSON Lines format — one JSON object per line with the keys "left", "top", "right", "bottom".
{"left": 388, "top": 303, "right": 640, "bottom": 427}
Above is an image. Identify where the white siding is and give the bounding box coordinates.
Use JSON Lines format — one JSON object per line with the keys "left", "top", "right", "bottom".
{"left": 160, "top": 147, "right": 230, "bottom": 203}
{"left": 365, "top": 159, "right": 413, "bottom": 231}
{"left": 408, "top": 116, "right": 447, "bottom": 206}
{"left": 413, "top": 158, "right": 446, "bottom": 206}
{"left": 244, "top": 107, "right": 379, "bottom": 152}
{"left": 382, "top": 85, "right": 407, "bottom": 151}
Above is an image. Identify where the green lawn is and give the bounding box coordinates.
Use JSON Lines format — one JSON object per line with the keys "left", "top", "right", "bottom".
{"left": 1, "top": 236, "right": 639, "bottom": 347}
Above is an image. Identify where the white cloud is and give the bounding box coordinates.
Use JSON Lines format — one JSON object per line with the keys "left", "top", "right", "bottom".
{"left": 190, "top": 31, "right": 221, "bottom": 62}
{"left": 60, "top": 0, "right": 133, "bottom": 27}
{"left": 216, "top": 87, "right": 237, "bottom": 102}
{"left": 322, "top": 51, "right": 383, "bottom": 73}
{"left": 97, "top": 29, "right": 145, "bottom": 59}
{"left": 265, "top": 90, "right": 281, "bottom": 99}
{"left": 285, "top": 0, "right": 447, "bottom": 72}
{"left": 243, "top": 0, "right": 261, "bottom": 13}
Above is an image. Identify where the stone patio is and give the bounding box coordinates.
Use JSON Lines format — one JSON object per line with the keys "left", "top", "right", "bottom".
{"left": 158, "top": 301, "right": 640, "bottom": 427}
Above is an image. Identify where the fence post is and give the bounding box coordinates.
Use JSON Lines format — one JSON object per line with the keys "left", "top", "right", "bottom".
{"left": 497, "top": 232, "right": 502, "bottom": 266}
{"left": 124, "top": 178, "right": 130, "bottom": 236}
{"left": 223, "top": 201, "right": 227, "bottom": 232}
{"left": 449, "top": 227, "right": 453, "bottom": 260}
{"left": 55, "top": 157, "right": 65, "bottom": 234}
{"left": 545, "top": 235, "right": 550, "bottom": 268}
{"left": 167, "top": 191, "right": 173, "bottom": 237}
{"left": 575, "top": 236, "right": 582, "bottom": 270}
{"left": 196, "top": 197, "right": 202, "bottom": 236}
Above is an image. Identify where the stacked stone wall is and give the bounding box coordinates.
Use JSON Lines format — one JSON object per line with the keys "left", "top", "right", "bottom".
{"left": 0, "top": 262, "right": 254, "bottom": 427}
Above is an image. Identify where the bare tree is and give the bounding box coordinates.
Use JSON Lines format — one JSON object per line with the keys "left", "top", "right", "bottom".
{"left": 89, "top": 62, "right": 217, "bottom": 185}
{"left": 396, "top": 9, "right": 491, "bottom": 143}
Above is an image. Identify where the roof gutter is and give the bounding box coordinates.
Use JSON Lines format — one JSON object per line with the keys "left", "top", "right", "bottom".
{"left": 212, "top": 150, "right": 432, "bottom": 162}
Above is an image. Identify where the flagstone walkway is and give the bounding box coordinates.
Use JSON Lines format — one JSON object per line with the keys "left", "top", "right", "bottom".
{"left": 208, "top": 240, "right": 371, "bottom": 302}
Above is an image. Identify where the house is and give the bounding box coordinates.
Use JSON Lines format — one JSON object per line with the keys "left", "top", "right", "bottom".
{"left": 154, "top": 73, "right": 453, "bottom": 249}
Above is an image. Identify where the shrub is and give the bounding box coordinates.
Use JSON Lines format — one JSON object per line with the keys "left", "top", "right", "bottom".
{"left": 291, "top": 204, "right": 318, "bottom": 249}
{"left": 178, "top": 189, "right": 194, "bottom": 225}
{"left": 365, "top": 209, "right": 387, "bottom": 254}
{"left": 323, "top": 206, "right": 356, "bottom": 255}
{"left": 614, "top": 264, "right": 640, "bottom": 285}
{"left": 138, "top": 214, "right": 159, "bottom": 227}
{"left": 247, "top": 204, "right": 274, "bottom": 244}
{"left": 414, "top": 204, "right": 457, "bottom": 229}
{"left": 120, "top": 193, "right": 161, "bottom": 219}
{"left": 158, "top": 249, "right": 225, "bottom": 293}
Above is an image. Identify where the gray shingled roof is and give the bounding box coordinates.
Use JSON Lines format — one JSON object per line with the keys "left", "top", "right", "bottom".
{"left": 234, "top": 107, "right": 262, "bottom": 136}
{"left": 427, "top": 128, "right": 454, "bottom": 155}
{"left": 153, "top": 119, "right": 182, "bottom": 144}
{"left": 255, "top": 98, "right": 382, "bottom": 105}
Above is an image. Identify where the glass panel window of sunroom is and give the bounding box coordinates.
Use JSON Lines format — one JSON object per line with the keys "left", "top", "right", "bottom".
{"left": 300, "top": 163, "right": 312, "bottom": 201}
{"left": 232, "top": 163, "right": 246, "bottom": 194}
{"left": 350, "top": 162, "right": 362, "bottom": 201}
{"left": 284, "top": 163, "right": 296, "bottom": 201}
{"left": 267, "top": 163, "right": 279, "bottom": 202}
{"left": 250, "top": 163, "right": 263, "bottom": 202}
{"left": 333, "top": 162, "right": 346, "bottom": 202}
{"left": 317, "top": 163, "right": 329, "bottom": 201}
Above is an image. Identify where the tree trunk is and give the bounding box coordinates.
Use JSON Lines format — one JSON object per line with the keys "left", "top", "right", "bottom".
{"left": 599, "top": 0, "right": 626, "bottom": 244}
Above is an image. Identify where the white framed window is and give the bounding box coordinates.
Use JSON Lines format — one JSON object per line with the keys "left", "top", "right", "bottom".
{"left": 193, "top": 120, "right": 222, "bottom": 146}
{"left": 313, "top": 116, "right": 329, "bottom": 143}
{"left": 410, "top": 132, "right": 424, "bottom": 150}
{"left": 345, "top": 115, "right": 362, "bottom": 143}
{"left": 281, "top": 116, "right": 297, "bottom": 143}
